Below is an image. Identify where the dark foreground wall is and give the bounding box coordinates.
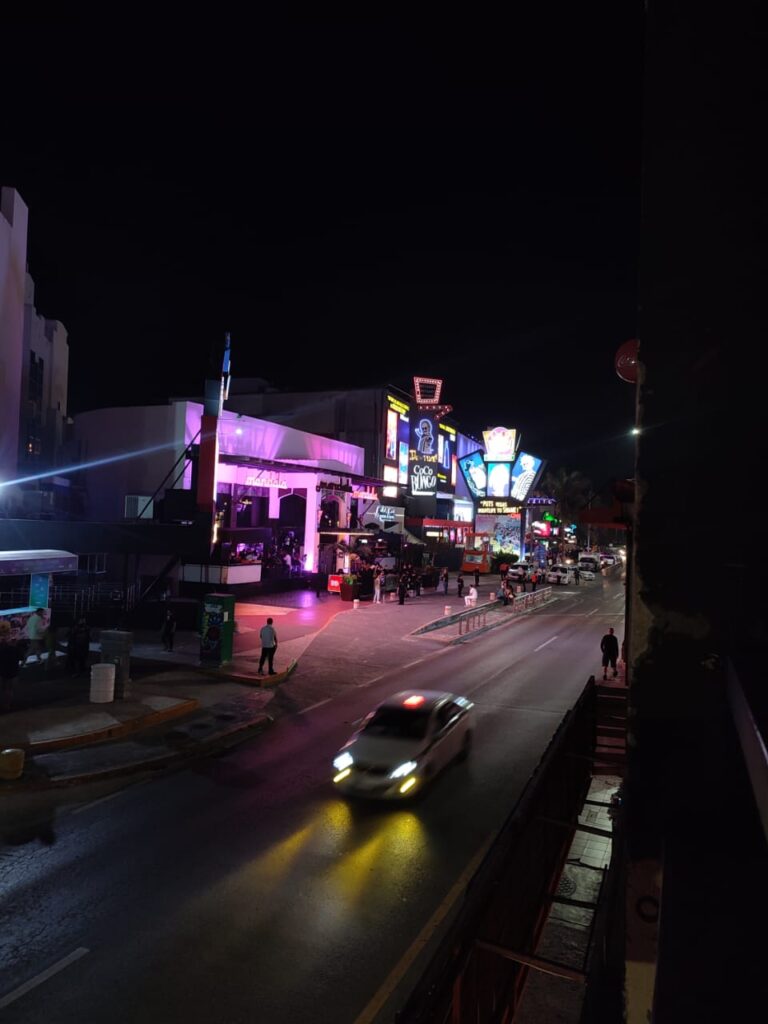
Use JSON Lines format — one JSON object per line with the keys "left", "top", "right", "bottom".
{"left": 628, "top": 2, "right": 767, "bottom": 1020}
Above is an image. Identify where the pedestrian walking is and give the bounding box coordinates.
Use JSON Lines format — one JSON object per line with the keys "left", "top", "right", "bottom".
{"left": 474, "top": 569, "right": 480, "bottom": 588}
{"left": 440, "top": 568, "right": 449, "bottom": 595}
{"left": 530, "top": 571, "right": 538, "bottom": 592}
{"left": 315, "top": 573, "right": 323, "bottom": 598}
{"left": 397, "top": 575, "right": 407, "bottom": 605}
{"left": 373, "top": 569, "right": 382, "bottom": 604}
{"left": 67, "top": 617, "right": 91, "bottom": 675}
{"left": 0, "top": 622, "right": 22, "bottom": 712}
{"left": 25, "top": 608, "right": 47, "bottom": 663}
{"left": 161, "top": 609, "right": 177, "bottom": 652}
{"left": 258, "top": 617, "right": 278, "bottom": 675}
{"left": 600, "top": 626, "right": 620, "bottom": 680}
{"left": 456, "top": 573, "right": 464, "bottom": 598}
{"left": 574, "top": 566, "right": 580, "bottom": 584}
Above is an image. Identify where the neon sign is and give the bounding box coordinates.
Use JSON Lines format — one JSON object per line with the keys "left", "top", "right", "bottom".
{"left": 244, "top": 471, "right": 287, "bottom": 489}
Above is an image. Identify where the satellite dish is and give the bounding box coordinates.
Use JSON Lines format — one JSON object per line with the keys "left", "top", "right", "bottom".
{"left": 615, "top": 339, "right": 639, "bottom": 383}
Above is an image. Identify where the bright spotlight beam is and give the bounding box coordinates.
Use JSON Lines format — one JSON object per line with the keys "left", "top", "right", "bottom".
{"left": 0, "top": 439, "right": 189, "bottom": 489}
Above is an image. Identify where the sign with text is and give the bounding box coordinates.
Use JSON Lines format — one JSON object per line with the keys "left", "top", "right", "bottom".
{"left": 409, "top": 412, "right": 439, "bottom": 496}
{"left": 477, "top": 497, "right": 520, "bottom": 515}
{"left": 244, "top": 470, "right": 287, "bottom": 489}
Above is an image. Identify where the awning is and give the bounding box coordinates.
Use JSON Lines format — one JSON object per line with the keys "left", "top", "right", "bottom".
{"left": 217, "top": 453, "right": 387, "bottom": 488}
{"left": 0, "top": 549, "right": 79, "bottom": 576}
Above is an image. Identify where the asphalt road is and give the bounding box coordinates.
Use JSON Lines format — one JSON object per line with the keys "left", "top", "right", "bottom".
{"left": 0, "top": 576, "right": 625, "bottom": 1023}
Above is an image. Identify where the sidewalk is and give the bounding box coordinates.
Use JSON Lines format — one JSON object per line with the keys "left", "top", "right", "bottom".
{"left": 0, "top": 584, "right": 508, "bottom": 788}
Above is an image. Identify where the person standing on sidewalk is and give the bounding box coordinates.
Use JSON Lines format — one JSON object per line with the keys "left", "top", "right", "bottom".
{"left": 600, "top": 627, "right": 620, "bottom": 680}
{"left": 258, "top": 617, "right": 278, "bottom": 676}
{"left": 68, "top": 617, "right": 91, "bottom": 675}
{"left": 457, "top": 573, "right": 464, "bottom": 599}
{"left": 161, "top": 609, "right": 177, "bottom": 652}
{"left": 0, "top": 622, "right": 22, "bottom": 712}
{"left": 530, "top": 570, "right": 538, "bottom": 592}
{"left": 373, "top": 569, "right": 382, "bottom": 604}
{"left": 440, "top": 568, "right": 449, "bottom": 595}
{"left": 474, "top": 568, "right": 480, "bottom": 588}
{"left": 25, "top": 608, "right": 47, "bottom": 664}
{"left": 397, "top": 574, "right": 407, "bottom": 605}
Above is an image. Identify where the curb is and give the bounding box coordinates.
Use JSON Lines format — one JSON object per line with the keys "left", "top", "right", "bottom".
{"left": 2, "top": 698, "right": 201, "bottom": 756}
{"left": 227, "top": 659, "right": 298, "bottom": 686}
{"left": 2, "top": 713, "right": 273, "bottom": 791}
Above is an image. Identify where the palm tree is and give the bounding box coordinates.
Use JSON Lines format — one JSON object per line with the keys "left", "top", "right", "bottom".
{"left": 536, "top": 467, "right": 592, "bottom": 553}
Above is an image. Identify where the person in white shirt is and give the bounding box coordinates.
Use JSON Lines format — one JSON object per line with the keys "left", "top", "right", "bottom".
{"left": 25, "top": 608, "right": 46, "bottom": 663}
{"left": 258, "top": 618, "right": 278, "bottom": 675}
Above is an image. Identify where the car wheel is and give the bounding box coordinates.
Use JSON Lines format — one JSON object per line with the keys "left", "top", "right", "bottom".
{"left": 458, "top": 731, "right": 472, "bottom": 762}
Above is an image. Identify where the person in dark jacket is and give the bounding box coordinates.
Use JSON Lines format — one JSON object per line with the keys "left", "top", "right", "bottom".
{"left": 161, "top": 610, "right": 177, "bottom": 652}
{"left": 440, "top": 568, "right": 449, "bottom": 595}
{"left": 0, "top": 624, "right": 22, "bottom": 712}
{"left": 67, "top": 618, "right": 91, "bottom": 675}
{"left": 456, "top": 573, "right": 464, "bottom": 598}
{"left": 397, "top": 575, "right": 408, "bottom": 605}
{"left": 600, "top": 627, "right": 620, "bottom": 680}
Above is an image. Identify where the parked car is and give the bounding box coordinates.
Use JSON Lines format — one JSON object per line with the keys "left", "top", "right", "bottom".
{"left": 578, "top": 556, "right": 601, "bottom": 574}
{"left": 507, "top": 563, "right": 533, "bottom": 582}
{"left": 332, "top": 690, "right": 474, "bottom": 799}
{"left": 577, "top": 567, "right": 597, "bottom": 581}
{"left": 546, "top": 565, "right": 575, "bottom": 585}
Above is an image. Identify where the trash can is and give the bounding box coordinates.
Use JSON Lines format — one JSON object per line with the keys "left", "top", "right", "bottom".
{"left": 353, "top": 599, "right": 360, "bottom": 610}
{"left": 90, "top": 662, "right": 115, "bottom": 703}
{"left": 100, "top": 629, "right": 133, "bottom": 698}
{"left": 444, "top": 605, "right": 451, "bottom": 616}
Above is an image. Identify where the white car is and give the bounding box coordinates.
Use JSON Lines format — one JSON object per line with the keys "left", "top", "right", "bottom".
{"left": 332, "top": 690, "right": 474, "bottom": 799}
{"left": 577, "top": 567, "right": 596, "bottom": 581}
{"left": 546, "top": 565, "right": 575, "bottom": 585}
{"left": 507, "top": 563, "right": 532, "bottom": 582}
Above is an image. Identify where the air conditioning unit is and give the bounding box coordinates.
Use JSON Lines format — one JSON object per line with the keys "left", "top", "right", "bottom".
{"left": 124, "top": 495, "right": 153, "bottom": 519}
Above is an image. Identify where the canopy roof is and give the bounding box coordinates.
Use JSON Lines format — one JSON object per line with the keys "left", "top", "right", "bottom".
{"left": 0, "top": 549, "right": 78, "bottom": 576}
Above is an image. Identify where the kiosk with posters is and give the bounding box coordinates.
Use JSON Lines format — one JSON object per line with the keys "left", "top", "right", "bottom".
{"left": 0, "top": 549, "right": 78, "bottom": 639}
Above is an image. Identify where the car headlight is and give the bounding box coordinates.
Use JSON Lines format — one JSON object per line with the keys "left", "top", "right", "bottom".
{"left": 333, "top": 751, "right": 354, "bottom": 771}
{"left": 390, "top": 760, "right": 418, "bottom": 779}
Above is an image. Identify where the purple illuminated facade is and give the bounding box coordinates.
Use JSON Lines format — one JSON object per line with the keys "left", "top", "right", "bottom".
{"left": 74, "top": 400, "right": 370, "bottom": 586}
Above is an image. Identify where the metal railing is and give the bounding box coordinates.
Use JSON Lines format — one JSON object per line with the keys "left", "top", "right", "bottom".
{"left": 397, "top": 678, "right": 604, "bottom": 1023}
{"left": 0, "top": 582, "right": 137, "bottom": 617}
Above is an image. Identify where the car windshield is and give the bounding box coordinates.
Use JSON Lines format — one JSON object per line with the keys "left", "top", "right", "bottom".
{"left": 362, "top": 706, "right": 432, "bottom": 740}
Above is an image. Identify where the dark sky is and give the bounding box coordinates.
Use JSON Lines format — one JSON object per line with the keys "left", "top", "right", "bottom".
{"left": 2, "top": 11, "right": 643, "bottom": 487}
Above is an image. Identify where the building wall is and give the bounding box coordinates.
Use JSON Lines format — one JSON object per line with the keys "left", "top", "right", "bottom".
{"left": 74, "top": 404, "right": 183, "bottom": 521}
{"left": 20, "top": 271, "right": 69, "bottom": 471}
{"left": 0, "top": 187, "right": 28, "bottom": 491}
{"left": 226, "top": 387, "right": 387, "bottom": 476}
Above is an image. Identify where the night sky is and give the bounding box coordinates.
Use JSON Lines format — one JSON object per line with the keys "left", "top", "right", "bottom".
{"left": 2, "top": 11, "right": 643, "bottom": 487}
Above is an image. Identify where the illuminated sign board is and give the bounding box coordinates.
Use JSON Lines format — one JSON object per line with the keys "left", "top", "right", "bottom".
{"left": 458, "top": 449, "right": 487, "bottom": 499}
{"left": 383, "top": 393, "right": 411, "bottom": 480}
{"left": 509, "top": 451, "right": 544, "bottom": 502}
{"left": 377, "top": 505, "right": 398, "bottom": 522}
{"left": 436, "top": 421, "right": 456, "bottom": 491}
{"left": 477, "top": 497, "right": 520, "bottom": 515}
{"left": 409, "top": 412, "right": 439, "bottom": 495}
{"left": 244, "top": 471, "right": 287, "bottom": 489}
{"left": 486, "top": 461, "right": 511, "bottom": 498}
{"left": 482, "top": 426, "right": 517, "bottom": 462}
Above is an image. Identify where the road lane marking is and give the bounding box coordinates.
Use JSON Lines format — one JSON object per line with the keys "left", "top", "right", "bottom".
{"left": 533, "top": 636, "right": 558, "bottom": 651}
{"left": 352, "top": 837, "right": 494, "bottom": 1024}
{"left": 298, "top": 698, "right": 332, "bottom": 715}
{"left": 585, "top": 608, "right": 598, "bottom": 616}
{"left": 614, "top": 593, "right": 624, "bottom": 600}
{"left": 0, "top": 948, "right": 90, "bottom": 1009}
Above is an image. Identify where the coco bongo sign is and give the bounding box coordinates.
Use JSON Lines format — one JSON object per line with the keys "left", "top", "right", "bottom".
{"left": 408, "top": 377, "right": 452, "bottom": 497}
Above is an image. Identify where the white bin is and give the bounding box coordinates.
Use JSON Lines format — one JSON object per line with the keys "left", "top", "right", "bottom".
{"left": 353, "top": 599, "right": 360, "bottom": 609}
{"left": 90, "top": 662, "right": 116, "bottom": 703}
{"left": 444, "top": 605, "right": 451, "bottom": 617}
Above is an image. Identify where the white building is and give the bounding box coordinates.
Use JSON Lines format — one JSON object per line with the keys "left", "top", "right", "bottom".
{"left": 0, "top": 187, "right": 28, "bottom": 491}
{"left": 0, "top": 185, "right": 70, "bottom": 517}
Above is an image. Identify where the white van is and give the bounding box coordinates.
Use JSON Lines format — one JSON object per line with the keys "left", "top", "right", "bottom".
{"left": 578, "top": 555, "right": 601, "bottom": 573}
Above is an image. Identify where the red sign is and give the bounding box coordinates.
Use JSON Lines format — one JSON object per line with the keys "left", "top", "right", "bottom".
{"left": 327, "top": 574, "right": 343, "bottom": 593}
